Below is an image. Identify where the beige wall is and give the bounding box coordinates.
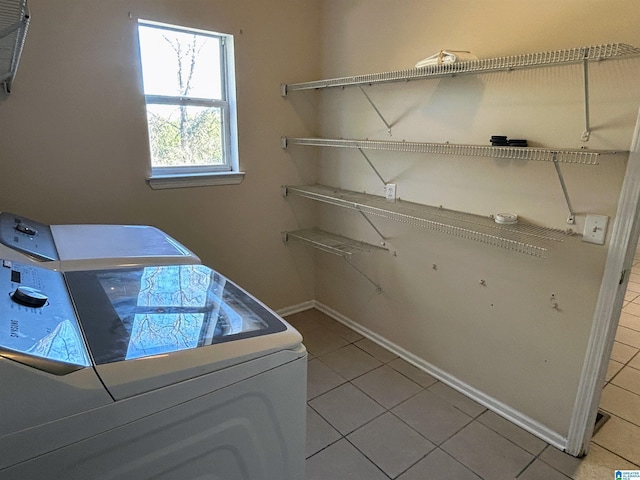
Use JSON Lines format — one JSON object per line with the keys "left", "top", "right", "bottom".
{"left": 3, "top": 0, "right": 640, "bottom": 449}
{"left": 297, "top": 0, "right": 640, "bottom": 441}
{"left": 0, "top": 0, "right": 321, "bottom": 308}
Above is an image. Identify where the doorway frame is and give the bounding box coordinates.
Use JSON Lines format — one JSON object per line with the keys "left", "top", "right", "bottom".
{"left": 566, "top": 108, "right": 640, "bottom": 456}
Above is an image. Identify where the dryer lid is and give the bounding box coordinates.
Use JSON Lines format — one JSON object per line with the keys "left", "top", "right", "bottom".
{"left": 50, "top": 224, "right": 200, "bottom": 269}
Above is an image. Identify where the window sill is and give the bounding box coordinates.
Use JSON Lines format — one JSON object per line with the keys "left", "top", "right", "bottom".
{"left": 147, "top": 171, "right": 246, "bottom": 190}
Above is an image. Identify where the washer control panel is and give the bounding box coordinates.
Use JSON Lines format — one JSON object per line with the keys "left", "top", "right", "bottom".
{"left": 0, "top": 212, "right": 59, "bottom": 262}
{"left": 0, "top": 259, "right": 90, "bottom": 368}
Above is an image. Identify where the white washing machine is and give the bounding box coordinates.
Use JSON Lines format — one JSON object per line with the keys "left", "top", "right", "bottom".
{"left": 0, "top": 211, "right": 200, "bottom": 271}
{"left": 0, "top": 260, "right": 306, "bottom": 480}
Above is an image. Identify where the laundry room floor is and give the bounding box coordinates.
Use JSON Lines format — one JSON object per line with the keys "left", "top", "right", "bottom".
{"left": 287, "top": 253, "right": 640, "bottom": 480}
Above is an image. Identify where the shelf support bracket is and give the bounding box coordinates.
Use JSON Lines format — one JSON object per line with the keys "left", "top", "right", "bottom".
{"left": 357, "top": 148, "right": 387, "bottom": 186}
{"left": 552, "top": 153, "right": 576, "bottom": 224}
{"left": 581, "top": 50, "right": 591, "bottom": 142}
{"left": 358, "top": 86, "right": 393, "bottom": 136}
{"left": 344, "top": 257, "right": 383, "bottom": 294}
{"left": 357, "top": 210, "right": 386, "bottom": 241}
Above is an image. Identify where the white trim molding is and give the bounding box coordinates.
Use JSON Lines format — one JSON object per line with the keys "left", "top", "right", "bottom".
{"left": 281, "top": 299, "right": 568, "bottom": 452}
{"left": 147, "top": 171, "right": 245, "bottom": 189}
{"left": 566, "top": 107, "right": 640, "bottom": 456}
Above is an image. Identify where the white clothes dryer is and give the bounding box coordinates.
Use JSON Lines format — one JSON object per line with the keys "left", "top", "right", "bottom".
{"left": 0, "top": 211, "right": 200, "bottom": 271}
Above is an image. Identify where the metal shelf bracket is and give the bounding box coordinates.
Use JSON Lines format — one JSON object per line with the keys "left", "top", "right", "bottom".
{"left": 345, "top": 256, "right": 383, "bottom": 294}
{"left": 357, "top": 148, "right": 387, "bottom": 186}
{"left": 358, "top": 86, "right": 393, "bottom": 136}
{"left": 552, "top": 153, "right": 576, "bottom": 224}
{"left": 283, "top": 228, "right": 385, "bottom": 293}
{"left": 581, "top": 50, "right": 591, "bottom": 142}
{"left": 358, "top": 210, "right": 386, "bottom": 241}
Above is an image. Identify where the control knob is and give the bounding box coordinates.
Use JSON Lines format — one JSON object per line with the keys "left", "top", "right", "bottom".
{"left": 15, "top": 223, "right": 37, "bottom": 236}
{"left": 11, "top": 286, "right": 48, "bottom": 308}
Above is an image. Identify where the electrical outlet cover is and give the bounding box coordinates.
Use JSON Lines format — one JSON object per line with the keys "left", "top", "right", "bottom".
{"left": 385, "top": 183, "right": 397, "bottom": 201}
{"left": 583, "top": 214, "right": 609, "bottom": 245}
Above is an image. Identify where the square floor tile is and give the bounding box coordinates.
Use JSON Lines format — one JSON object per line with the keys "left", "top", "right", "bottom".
{"left": 388, "top": 358, "right": 438, "bottom": 388}
{"left": 611, "top": 365, "right": 640, "bottom": 395}
{"left": 285, "top": 310, "right": 328, "bottom": 335}
{"left": 352, "top": 365, "right": 423, "bottom": 409}
{"left": 630, "top": 352, "right": 640, "bottom": 370}
{"left": 306, "top": 406, "right": 341, "bottom": 458}
{"left": 326, "top": 320, "right": 364, "bottom": 342}
{"left": 347, "top": 412, "right": 435, "bottom": 478}
{"left": 441, "top": 421, "right": 534, "bottom": 480}
{"left": 611, "top": 341, "right": 639, "bottom": 364}
{"left": 309, "top": 383, "right": 385, "bottom": 435}
{"left": 606, "top": 360, "right": 625, "bottom": 383}
{"left": 302, "top": 327, "right": 349, "bottom": 356}
{"left": 619, "top": 312, "right": 640, "bottom": 332}
{"left": 600, "top": 383, "right": 640, "bottom": 425}
{"left": 392, "top": 389, "right": 473, "bottom": 445}
{"left": 540, "top": 443, "right": 639, "bottom": 479}
{"left": 319, "top": 344, "right": 382, "bottom": 380}
{"left": 397, "top": 449, "right": 481, "bottom": 480}
{"left": 517, "top": 459, "right": 571, "bottom": 480}
{"left": 627, "top": 281, "right": 640, "bottom": 294}
{"left": 592, "top": 414, "right": 640, "bottom": 466}
{"left": 616, "top": 326, "right": 640, "bottom": 349}
{"left": 477, "top": 410, "right": 546, "bottom": 455}
{"left": 428, "top": 382, "right": 486, "bottom": 417}
{"left": 622, "top": 302, "right": 640, "bottom": 318}
{"left": 306, "top": 439, "right": 388, "bottom": 480}
{"left": 355, "top": 338, "right": 398, "bottom": 363}
{"left": 307, "top": 358, "right": 346, "bottom": 400}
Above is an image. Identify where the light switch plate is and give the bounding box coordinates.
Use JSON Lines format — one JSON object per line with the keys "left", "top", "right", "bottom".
{"left": 583, "top": 214, "right": 609, "bottom": 245}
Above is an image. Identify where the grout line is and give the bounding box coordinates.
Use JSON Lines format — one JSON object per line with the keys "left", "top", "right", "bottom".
{"left": 514, "top": 445, "right": 573, "bottom": 480}
{"left": 305, "top": 307, "right": 637, "bottom": 473}
{"left": 606, "top": 376, "right": 640, "bottom": 401}
{"left": 589, "top": 438, "right": 640, "bottom": 469}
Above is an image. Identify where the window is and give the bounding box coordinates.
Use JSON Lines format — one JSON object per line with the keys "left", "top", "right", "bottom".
{"left": 137, "top": 20, "right": 242, "bottom": 188}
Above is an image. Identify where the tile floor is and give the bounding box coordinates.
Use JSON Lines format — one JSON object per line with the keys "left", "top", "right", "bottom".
{"left": 286, "top": 248, "right": 640, "bottom": 479}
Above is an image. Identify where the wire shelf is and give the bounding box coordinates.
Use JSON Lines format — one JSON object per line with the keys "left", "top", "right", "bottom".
{"left": 284, "top": 228, "right": 387, "bottom": 258}
{"left": 284, "top": 184, "right": 571, "bottom": 258}
{"left": 282, "top": 43, "right": 640, "bottom": 94}
{"left": 282, "top": 137, "right": 619, "bottom": 165}
{"left": 0, "top": 0, "right": 29, "bottom": 94}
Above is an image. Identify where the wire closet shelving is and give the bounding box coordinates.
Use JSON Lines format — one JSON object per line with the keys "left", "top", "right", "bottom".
{"left": 0, "top": 0, "right": 29, "bottom": 94}
{"left": 283, "top": 228, "right": 387, "bottom": 258}
{"left": 281, "top": 43, "right": 640, "bottom": 94}
{"left": 281, "top": 137, "right": 620, "bottom": 165}
{"left": 283, "top": 184, "right": 571, "bottom": 258}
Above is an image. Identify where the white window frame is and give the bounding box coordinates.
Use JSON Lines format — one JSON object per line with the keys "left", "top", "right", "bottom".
{"left": 137, "top": 19, "right": 244, "bottom": 189}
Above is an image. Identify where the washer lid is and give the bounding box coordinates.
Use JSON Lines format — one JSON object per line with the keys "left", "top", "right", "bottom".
{"left": 65, "top": 265, "right": 302, "bottom": 398}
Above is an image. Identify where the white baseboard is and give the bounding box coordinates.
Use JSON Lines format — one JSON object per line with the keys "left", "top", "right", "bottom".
{"left": 276, "top": 300, "right": 316, "bottom": 318}
{"left": 282, "top": 299, "right": 568, "bottom": 452}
